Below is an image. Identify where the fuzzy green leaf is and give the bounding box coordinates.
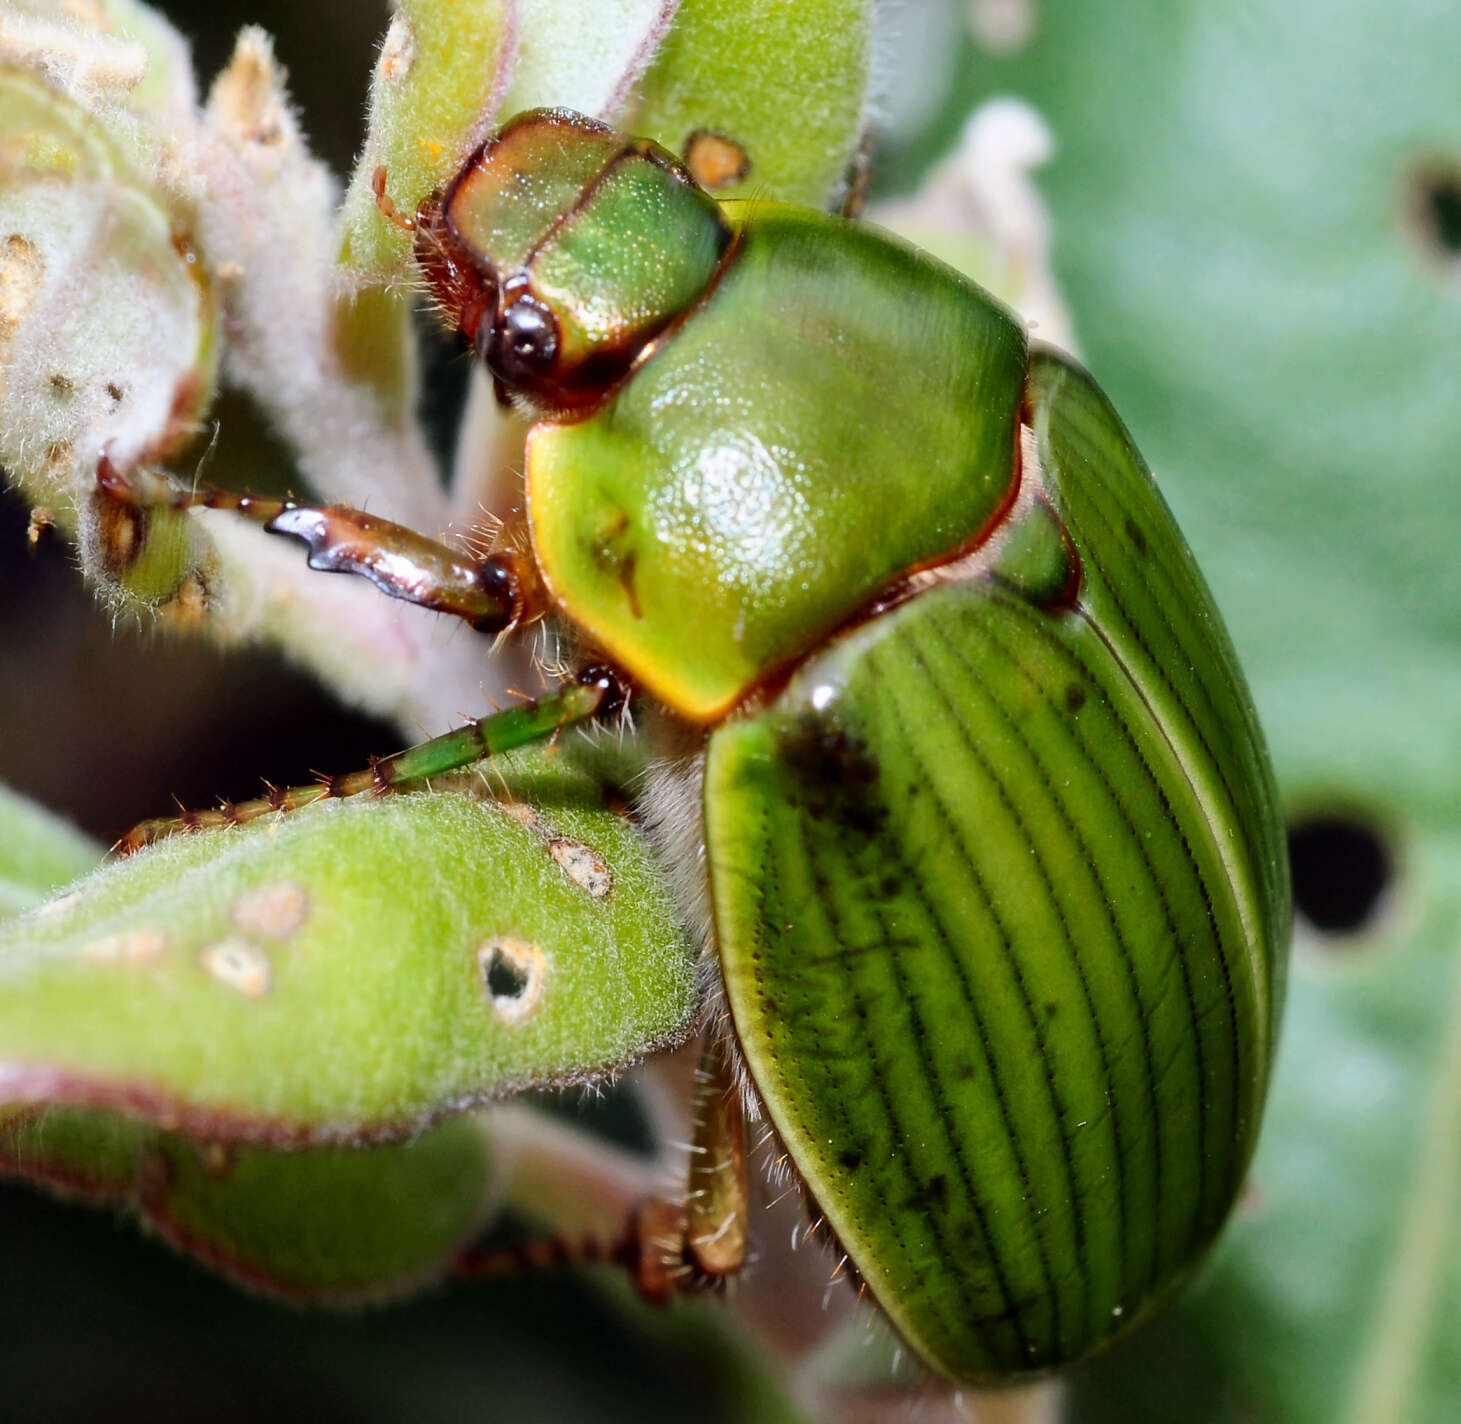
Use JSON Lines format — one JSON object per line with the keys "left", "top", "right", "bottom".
{"left": 337, "top": 0, "right": 517, "bottom": 280}
{"left": 340, "top": 0, "right": 874, "bottom": 284}
{"left": 0, "top": 786, "right": 103, "bottom": 920}
{"left": 0, "top": 744, "right": 699, "bottom": 1142}
{"left": 627, "top": 0, "right": 872, "bottom": 208}
{"left": 0, "top": 1104, "right": 496, "bottom": 1300}
{"left": 0, "top": 61, "right": 217, "bottom": 608}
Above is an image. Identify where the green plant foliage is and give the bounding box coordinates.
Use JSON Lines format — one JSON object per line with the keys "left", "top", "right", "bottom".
{"left": 339, "top": 0, "right": 873, "bottom": 282}
{"left": 0, "top": 744, "right": 698, "bottom": 1141}
{"left": 0, "top": 64, "right": 215, "bottom": 583}
{"left": 0, "top": 787, "right": 101, "bottom": 919}
{"left": 627, "top": 0, "right": 872, "bottom": 207}
{"left": 337, "top": 0, "right": 517, "bottom": 278}
{"left": 0, "top": 1104, "right": 496, "bottom": 1299}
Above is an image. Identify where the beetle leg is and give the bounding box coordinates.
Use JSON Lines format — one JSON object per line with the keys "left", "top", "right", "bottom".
{"left": 97, "top": 454, "right": 544, "bottom": 633}
{"left": 369, "top": 164, "right": 415, "bottom": 232}
{"left": 684, "top": 1029, "right": 750, "bottom": 1282}
{"left": 454, "top": 1033, "right": 750, "bottom": 1302}
{"left": 115, "top": 666, "right": 629, "bottom": 853}
{"left": 839, "top": 128, "right": 878, "bottom": 219}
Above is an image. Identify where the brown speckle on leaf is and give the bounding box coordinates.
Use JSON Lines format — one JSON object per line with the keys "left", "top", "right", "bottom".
{"left": 684, "top": 130, "right": 751, "bottom": 190}
{"left": 156, "top": 568, "right": 212, "bottom": 629}
{"left": 549, "top": 837, "right": 612, "bottom": 899}
{"left": 0, "top": 234, "right": 43, "bottom": 335}
{"left": 496, "top": 801, "right": 546, "bottom": 835}
{"left": 93, "top": 491, "right": 141, "bottom": 573}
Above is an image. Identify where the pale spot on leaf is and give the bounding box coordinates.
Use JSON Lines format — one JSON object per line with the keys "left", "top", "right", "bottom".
{"left": 35, "top": 887, "right": 85, "bottom": 920}
{"left": 968, "top": 0, "right": 1036, "bottom": 53}
{"left": 82, "top": 928, "right": 166, "bottom": 965}
{"left": 0, "top": 235, "right": 43, "bottom": 335}
{"left": 493, "top": 799, "right": 612, "bottom": 898}
{"left": 496, "top": 801, "right": 546, "bottom": 834}
{"left": 200, "top": 937, "right": 271, "bottom": 998}
{"left": 230, "top": 880, "right": 309, "bottom": 940}
{"left": 377, "top": 14, "right": 415, "bottom": 83}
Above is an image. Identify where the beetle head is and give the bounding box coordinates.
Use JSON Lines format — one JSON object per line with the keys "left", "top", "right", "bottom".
{"left": 419, "top": 109, "right": 734, "bottom": 412}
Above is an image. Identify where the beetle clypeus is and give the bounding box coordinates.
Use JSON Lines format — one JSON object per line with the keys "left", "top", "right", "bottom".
{"left": 102, "top": 108, "right": 1291, "bottom": 1383}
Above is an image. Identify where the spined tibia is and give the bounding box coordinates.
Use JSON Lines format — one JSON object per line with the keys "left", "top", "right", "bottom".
{"left": 97, "top": 453, "right": 542, "bottom": 633}
{"left": 116, "top": 669, "right": 626, "bottom": 854}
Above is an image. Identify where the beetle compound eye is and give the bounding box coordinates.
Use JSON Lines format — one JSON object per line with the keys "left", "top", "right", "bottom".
{"left": 485, "top": 295, "right": 561, "bottom": 389}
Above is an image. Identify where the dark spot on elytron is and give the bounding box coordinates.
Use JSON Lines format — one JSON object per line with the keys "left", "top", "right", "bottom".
{"left": 779, "top": 714, "right": 885, "bottom": 837}
{"left": 484, "top": 947, "right": 529, "bottom": 999}
{"left": 1044, "top": 1001, "right": 1060, "bottom": 1018}
{"left": 1288, "top": 811, "right": 1394, "bottom": 936}
{"left": 761, "top": 995, "right": 781, "bottom": 1017}
{"left": 906, "top": 1174, "right": 949, "bottom": 1211}
{"left": 105, "top": 381, "right": 124, "bottom": 403}
{"left": 617, "top": 549, "right": 643, "bottom": 619}
{"left": 1064, "top": 684, "right": 1086, "bottom": 714}
{"left": 838, "top": 1150, "right": 864, "bottom": 1172}
{"left": 981, "top": 1293, "right": 1043, "bottom": 1326}
{"left": 954, "top": 1061, "right": 977, "bottom": 1082}
{"left": 877, "top": 874, "right": 903, "bottom": 899}
{"left": 1124, "top": 517, "right": 1147, "bottom": 556}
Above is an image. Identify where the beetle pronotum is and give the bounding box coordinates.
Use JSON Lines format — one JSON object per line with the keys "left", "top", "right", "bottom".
{"left": 103, "top": 108, "right": 1290, "bottom": 1383}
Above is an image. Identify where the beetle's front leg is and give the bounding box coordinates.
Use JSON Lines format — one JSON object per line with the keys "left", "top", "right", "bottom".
{"left": 97, "top": 454, "right": 545, "bottom": 633}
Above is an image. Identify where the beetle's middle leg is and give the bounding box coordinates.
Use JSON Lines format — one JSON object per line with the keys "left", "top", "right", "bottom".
{"left": 116, "top": 664, "right": 628, "bottom": 852}
{"left": 97, "top": 454, "right": 546, "bottom": 634}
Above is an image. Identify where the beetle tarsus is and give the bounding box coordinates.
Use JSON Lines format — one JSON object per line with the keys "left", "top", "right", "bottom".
{"left": 370, "top": 165, "right": 415, "bottom": 233}
{"left": 453, "top": 1196, "right": 734, "bottom": 1305}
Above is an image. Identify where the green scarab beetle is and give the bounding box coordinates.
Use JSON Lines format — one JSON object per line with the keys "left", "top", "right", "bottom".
{"left": 113, "top": 108, "right": 1290, "bottom": 1384}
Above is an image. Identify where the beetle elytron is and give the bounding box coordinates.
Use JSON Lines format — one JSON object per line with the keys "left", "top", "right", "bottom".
{"left": 104, "top": 109, "right": 1290, "bottom": 1383}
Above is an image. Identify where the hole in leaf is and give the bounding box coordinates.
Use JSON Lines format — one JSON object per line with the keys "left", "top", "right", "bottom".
{"left": 477, "top": 937, "right": 546, "bottom": 1023}
{"left": 485, "top": 950, "right": 528, "bottom": 1001}
{"left": 1402, "top": 160, "right": 1461, "bottom": 271}
{"left": 1287, "top": 812, "right": 1393, "bottom": 937}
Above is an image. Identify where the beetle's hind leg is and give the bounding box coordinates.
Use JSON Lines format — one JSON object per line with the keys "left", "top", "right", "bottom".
{"left": 456, "top": 1032, "right": 751, "bottom": 1301}
{"left": 96, "top": 454, "right": 545, "bottom": 634}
